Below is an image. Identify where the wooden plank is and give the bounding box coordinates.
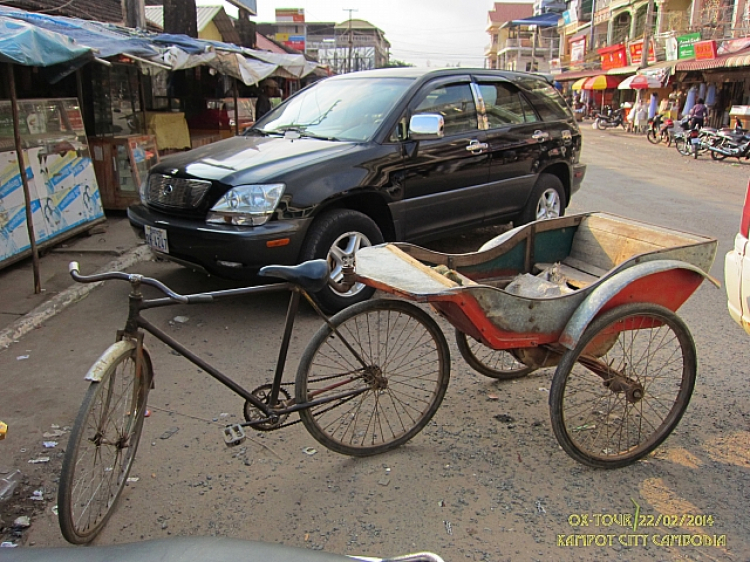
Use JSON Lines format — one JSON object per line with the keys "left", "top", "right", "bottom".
{"left": 385, "top": 245, "right": 458, "bottom": 287}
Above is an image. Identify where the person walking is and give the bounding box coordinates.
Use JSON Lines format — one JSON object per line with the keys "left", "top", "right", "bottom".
{"left": 254, "top": 80, "right": 277, "bottom": 120}
{"left": 689, "top": 98, "right": 707, "bottom": 129}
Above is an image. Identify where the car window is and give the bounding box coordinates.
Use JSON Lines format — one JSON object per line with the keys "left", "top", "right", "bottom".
{"left": 413, "top": 83, "right": 478, "bottom": 136}
{"left": 480, "top": 83, "right": 546, "bottom": 128}
{"left": 513, "top": 76, "right": 571, "bottom": 121}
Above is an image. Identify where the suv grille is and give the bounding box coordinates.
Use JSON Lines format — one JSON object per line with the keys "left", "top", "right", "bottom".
{"left": 145, "top": 174, "right": 212, "bottom": 209}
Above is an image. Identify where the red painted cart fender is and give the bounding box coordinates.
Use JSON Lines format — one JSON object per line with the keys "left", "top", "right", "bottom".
{"left": 559, "top": 259, "right": 719, "bottom": 350}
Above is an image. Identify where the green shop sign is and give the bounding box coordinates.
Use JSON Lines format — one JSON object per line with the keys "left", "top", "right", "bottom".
{"left": 677, "top": 32, "right": 701, "bottom": 59}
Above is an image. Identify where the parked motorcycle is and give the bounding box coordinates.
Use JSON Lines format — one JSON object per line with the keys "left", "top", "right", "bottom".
{"left": 674, "top": 118, "right": 708, "bottom": 158}
{"left": 593, "top": 107, "right": 626, "bottom": 130}
{"left": 708, "top": 130, "right": 750, "bottom": 160}
{"left": 646, "top": 114, "right": 674, "bottom": 145}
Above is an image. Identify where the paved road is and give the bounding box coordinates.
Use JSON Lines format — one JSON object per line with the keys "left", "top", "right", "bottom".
{"left": 1, "top": 127, "right": 749, "bottom": 561}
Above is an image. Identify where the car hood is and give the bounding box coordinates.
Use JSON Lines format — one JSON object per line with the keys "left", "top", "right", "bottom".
{"left": 152, "top": 135, "right": 358, "bottom": 185}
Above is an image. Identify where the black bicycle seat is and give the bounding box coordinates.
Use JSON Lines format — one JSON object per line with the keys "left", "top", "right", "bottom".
{"left": 259, "top": 259, "right": 330, "bottom": 293}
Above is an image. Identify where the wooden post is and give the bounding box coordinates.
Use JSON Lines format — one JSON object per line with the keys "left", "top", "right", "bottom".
{"left": 233, "top": 78, "right": 239, "bottom": 136}
{"left": 7, "top": 63, "right": 41, "bottom": 294}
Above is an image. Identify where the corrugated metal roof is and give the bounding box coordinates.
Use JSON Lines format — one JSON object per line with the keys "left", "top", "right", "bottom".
{"left": 145, "top": 5, "right": 218, "bottom": 33}
{"left": 145, "top": 5, "right": 240, "bottom": 44}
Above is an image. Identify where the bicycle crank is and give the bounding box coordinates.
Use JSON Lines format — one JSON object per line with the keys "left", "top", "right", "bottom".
{"left": 243, "top": 384, "right": 292, "bottom": 431}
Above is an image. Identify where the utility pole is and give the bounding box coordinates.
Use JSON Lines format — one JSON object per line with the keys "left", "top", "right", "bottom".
{"left": 640, "top": 0, "right": 655, "bottom": 68}
{"left": 344, "top": 8, "right": 358, "bottom": 73}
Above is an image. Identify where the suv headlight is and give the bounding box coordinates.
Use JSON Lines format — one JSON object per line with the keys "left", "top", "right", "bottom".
{"left": 206, "top": 184, "right": 285, "bottom": 226}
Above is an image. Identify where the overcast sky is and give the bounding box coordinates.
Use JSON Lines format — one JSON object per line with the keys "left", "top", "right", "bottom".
{"left": 214, "top": 0, "right": 502, "bottom": 68}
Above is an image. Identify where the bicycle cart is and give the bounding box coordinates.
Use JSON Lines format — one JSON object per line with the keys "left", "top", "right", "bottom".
{"left": 350, "top": 212, "right": 718, "bottom": 469}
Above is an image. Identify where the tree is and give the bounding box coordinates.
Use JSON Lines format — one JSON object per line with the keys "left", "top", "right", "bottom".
{"left": 384, "top": 59, "right": 415, "bottom": 68}
{"left": 164, "top": 0, "right": 198, "bottom": 37}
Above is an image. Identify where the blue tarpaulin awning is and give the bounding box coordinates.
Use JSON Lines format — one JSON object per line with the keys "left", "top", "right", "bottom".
{"left": 0, "top": 16, "right": 92, "bottom": 66}
{"left": 509, "top": 13, "right": 561, "bottom": 27}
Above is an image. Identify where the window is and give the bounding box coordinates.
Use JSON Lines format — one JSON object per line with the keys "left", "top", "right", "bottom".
{"left": 414, "top": 84, "right": 478, "bottom": 136}
{"left": 479, "top": 83, "right": 540, "bottom": 127}
{"left": 514, "top": 77, "right": 571, "bottom": 121}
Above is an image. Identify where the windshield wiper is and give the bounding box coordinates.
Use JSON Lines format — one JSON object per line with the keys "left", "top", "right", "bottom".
{"left": 275, "top": 126, "right": 338, "bottom": 141}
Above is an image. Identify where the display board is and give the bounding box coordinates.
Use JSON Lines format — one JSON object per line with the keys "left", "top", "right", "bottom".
{"left": 0, "top": 98, "right": 105, "bottom": 267}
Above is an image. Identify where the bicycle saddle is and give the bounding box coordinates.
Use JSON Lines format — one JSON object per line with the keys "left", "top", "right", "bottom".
{"left": 259, "top": 259, "right": 330, "bottom": 293}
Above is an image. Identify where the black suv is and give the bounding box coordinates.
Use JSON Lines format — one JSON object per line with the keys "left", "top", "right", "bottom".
{"left": 129, "top": 68, "right": 586, "bottom": 312}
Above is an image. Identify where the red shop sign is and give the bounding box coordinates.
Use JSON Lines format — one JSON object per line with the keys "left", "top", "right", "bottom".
{"left": 694, "top": 40, "right": 718, "bottom": 60}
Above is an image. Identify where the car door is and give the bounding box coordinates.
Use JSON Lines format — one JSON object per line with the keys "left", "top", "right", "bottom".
{"left": 395, "top": 76, "right": 489, "bottom": 241}
{"left": 475, "top": 77, "right": 545, "bottom": 221}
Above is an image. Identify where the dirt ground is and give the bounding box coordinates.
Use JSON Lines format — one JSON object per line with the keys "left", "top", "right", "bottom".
{"left": 2, "top": 131, "right": 750, "bottom": 561}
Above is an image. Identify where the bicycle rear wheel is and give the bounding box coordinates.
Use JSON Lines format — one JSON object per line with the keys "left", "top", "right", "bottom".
{"left": 58, "top": 342, "right": 152, "bottom": 544}
{"left": 296, "top": 299, "right": 450, "bottom": 456}
{"left": 455, "top": 329, "right": 533, "bottom": 380}
{"left": 646, "top": 129, "right": 660, "bottom": 144}
{"left": 674, "top": 137, "right": 690, "bottom": 156}
{"left": 549, "top": 304, "right": 696, "bottom": 469}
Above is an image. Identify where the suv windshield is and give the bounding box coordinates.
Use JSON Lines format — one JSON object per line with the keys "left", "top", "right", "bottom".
{"left": 252, "top": 77, "right": 413, "bottom": 142}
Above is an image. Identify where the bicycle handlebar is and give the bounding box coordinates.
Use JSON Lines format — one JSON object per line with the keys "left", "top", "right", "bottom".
{"left": 69, "top": 262, "right": 214, "bottom": 304}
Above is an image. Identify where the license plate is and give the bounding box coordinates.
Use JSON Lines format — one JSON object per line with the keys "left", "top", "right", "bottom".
{"left": 145, "top": 225, "right": 169, "bottom": 253}
{"left": 691, "top": 138, "right": 701, "bottom": 145}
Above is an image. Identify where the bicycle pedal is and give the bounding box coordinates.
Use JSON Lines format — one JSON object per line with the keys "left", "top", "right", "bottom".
{"left": 223, "top": 424, "right": 246, "bottom": 447}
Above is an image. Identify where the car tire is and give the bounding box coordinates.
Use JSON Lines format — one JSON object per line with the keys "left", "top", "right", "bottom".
{"left": 517, "top": 174, "right": 566, "bottom": 225}
{"left": 301, "top": 209, "right": 384, "bottom": 314}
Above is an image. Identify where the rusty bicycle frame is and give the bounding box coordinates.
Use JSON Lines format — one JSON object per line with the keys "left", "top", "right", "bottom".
{"left": 69, "top": 262, "right": 365, "bottom": 445}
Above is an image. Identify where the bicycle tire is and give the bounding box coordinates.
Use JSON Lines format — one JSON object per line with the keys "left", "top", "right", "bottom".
{"left": 455, "top": 329, "right": 533, "bottom": 380}
{"left": 549, "top": 303, "right": 696, "bottom": 469}
{"left": 58, "top": 342, "right": 152, "bottom": 544}
{"left": 296, "top": 299, "right": 450, "bottom": 457}
{"left": 646, "top": 130, "right": 660, "bottom": 144}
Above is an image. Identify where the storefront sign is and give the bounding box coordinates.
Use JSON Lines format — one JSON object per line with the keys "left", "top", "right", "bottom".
{"left": 563, "top": 10, "right": 575, "bottom": 24}
{"left": 570, "top": 35, "right": 587, "bottom": 62}
{"left": 694, "top": 40, "right": 718, "bottom": 60}
{"left": 677, "top": 32, "right": 701, "bottom": 59}
{"left": 598, "top": 44, "right": 627, "bottom": 70}
{"left": 284, "top": 35, "right": 306, "bottom": 50}
{"left": 628, "top": 40, "right": 656, "bottom": 64}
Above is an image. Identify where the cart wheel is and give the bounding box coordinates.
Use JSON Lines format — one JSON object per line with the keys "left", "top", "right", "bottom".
{"left": 455, "top": 330, "right": 533, "bottom": 380}
{"left": 549, "top": 303, "right": 696, "bottom": 469}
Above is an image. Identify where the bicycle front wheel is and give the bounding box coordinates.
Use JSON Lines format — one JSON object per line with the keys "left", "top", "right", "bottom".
{"left": 296, "top": 299, "right": 450, "bottom": 457}
{"left": 58, "top": 342, "right": 152, "bottom": 544}
{"left": 549, "top": 304, "right": 696, "bottom": 469}
{"left": 455, "top": 329, "right": 533, "bottom": 380}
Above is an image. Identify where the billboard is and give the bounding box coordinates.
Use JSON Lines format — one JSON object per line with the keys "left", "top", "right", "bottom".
{"left": 276, "top": 8, "right": 305, "bottom": 22}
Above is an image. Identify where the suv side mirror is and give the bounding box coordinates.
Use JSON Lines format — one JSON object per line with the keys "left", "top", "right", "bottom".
{"left": 409, "top": 114, "right": 445, "bottom": 140}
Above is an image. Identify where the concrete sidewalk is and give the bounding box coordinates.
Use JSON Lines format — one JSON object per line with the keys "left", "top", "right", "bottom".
{"left": 0, "top": 214, "right": 151, "bottom": 350}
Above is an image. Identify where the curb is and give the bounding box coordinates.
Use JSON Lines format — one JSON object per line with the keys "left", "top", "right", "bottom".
{"left": 0, "top": 245, "right": 152, "bottom": 351}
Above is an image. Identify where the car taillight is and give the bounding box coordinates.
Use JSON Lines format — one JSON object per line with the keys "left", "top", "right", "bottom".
{"left": 741, "top": 180, "right": 750, "bottom": 237}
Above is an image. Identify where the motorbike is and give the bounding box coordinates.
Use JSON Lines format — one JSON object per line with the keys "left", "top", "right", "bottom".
{"left": 646, "top": 114, "right": 674, "bottom": 145}
{"left": 707, "top": 118, "right": 750, "bottom": 160}
{"left": 674, "top": 118, "right": 709, "bottom": 159}
{"left": 593, "top": 107, "right": 626, "bottom": 130}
